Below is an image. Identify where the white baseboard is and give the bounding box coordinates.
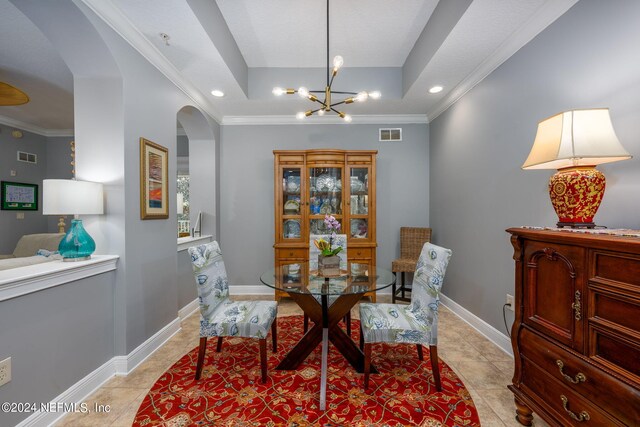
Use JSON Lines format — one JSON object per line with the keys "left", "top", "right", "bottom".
{"left": 113, "top": 317, "right": 181, "bottom": 375}
{"left": 229, "top": 285, "right": 271, "bottom": 295}
{"left": 178, "top": 298, "right": 199, "bottom": 321}
{"left": 15, "top": 316, "right": 182, "bottom": 427}
{"left": 439, "top": 294, "right": 513, "bottom": 357}
{"left": 15, "top": 359, "right": 116, "bottom": 427}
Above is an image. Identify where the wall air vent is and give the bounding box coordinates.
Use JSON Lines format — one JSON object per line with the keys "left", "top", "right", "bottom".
{"left": 379, "top": 128, "right": 402, "bottom": 142}
{"left": 17, "top": 151, "right": 37, "bottom": 164}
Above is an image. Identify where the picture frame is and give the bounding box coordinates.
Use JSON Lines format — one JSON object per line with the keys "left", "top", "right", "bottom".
{"left": 140, "top": 137, "right": 169, "bottom": 219}
{"left": 1, "top": 181, "right": 38, "bottom": 211}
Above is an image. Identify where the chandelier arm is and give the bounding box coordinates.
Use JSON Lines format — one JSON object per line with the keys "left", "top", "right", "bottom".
{"left": 329, "top": 91, "right": 358, "bottom": 95}
{"left": 309, "top": 98, "right": 328, "bottom": 108}
{"left": 330, "top": 107, "right": 344, "bottom": 115}
{"left": 309, "top": 90, "right": 325, "bottom": 93}
{"left": 330, "top": 100, "right": 347, "bottom": 107}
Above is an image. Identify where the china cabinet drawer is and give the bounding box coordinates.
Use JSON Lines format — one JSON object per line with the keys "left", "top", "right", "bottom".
{"left": 349, "top": 248, "right": 372, "bottom": 259}
{"left": 520, "top": 328, "right": 640, "bottom": 426}
{"left": 277, "top": 248, "right": 307, "bottom": 259}
{"left": 520, "top": 358, "right": 624, "bottom": 427}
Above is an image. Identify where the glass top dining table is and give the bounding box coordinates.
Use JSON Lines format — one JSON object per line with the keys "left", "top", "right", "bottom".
{"left": 259, "top": 262, "right": 396, "bottom": 296}
{"left": 260, "top": 262, "right": 396, "bottom": 410}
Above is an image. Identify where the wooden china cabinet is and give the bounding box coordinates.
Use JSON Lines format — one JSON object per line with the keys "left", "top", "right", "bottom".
{"left": 507, "top": 228, "right": 640, "bottom": 427}
{"left": 273, "top": 149, "right": 377, "bottom": 301}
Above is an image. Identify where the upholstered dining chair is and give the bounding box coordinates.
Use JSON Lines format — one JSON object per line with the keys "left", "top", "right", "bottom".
{"left": 359, "top": 242, "right": 452, "bottom": 391}
{"left": 304, "top": 234, "right": 351, "bottom": 335}
{"left": 189, "top": 241, "right": 278, "bottom": 383}
{"left": 391, "top": 227, "right": 432, "bottom": 303}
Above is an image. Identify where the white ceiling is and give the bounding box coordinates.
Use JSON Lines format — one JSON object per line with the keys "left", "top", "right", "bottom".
{"left": 0, "top": 0, "right": 579, "bottom": 133}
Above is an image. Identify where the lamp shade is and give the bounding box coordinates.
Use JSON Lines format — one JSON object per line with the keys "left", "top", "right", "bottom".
{"left": 43, "top": 179, "right": 104, "bottom": 215}
{"left": 522, "top": 108, "right": 631, "bottom": 170}
{"left": 177, "top": 193, "right": 184, "bottom": 215}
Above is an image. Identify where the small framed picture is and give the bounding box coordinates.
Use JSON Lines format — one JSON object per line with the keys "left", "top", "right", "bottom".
{"left": 140, "top": 138, "right": 169, "bottom": 219}
{"left": 1, "top": 181, "right": 38, "bottom": 211}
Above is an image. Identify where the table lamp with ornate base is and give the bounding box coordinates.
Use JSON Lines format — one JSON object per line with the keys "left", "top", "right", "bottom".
{"left": 523, "top": 108, "right": 631, "bottom": 228}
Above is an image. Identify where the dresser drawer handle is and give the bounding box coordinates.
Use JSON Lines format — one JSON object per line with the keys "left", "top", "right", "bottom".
{"left": 357, "top": 251, "right": 362, "bottom": 256}
{"left": 288, "top": 251, "right": 294, "bottom": 257}
{"left": 571, "top": 290, "right": 582, "bottom": 321}
{"left": 556, "top": 360, "right": 587, "bottom": 384}
{"left": 560, "top": 395, "right": 590, "bottom": 422}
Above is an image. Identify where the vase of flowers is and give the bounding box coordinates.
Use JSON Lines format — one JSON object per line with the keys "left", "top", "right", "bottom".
{"left": 315, "top": 215, "right": 343, "bottom": 276}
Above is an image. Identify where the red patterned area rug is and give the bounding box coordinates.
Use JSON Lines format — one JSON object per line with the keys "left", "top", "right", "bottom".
{"left": 133, "top": 316, "right": 480, "bottom": 426}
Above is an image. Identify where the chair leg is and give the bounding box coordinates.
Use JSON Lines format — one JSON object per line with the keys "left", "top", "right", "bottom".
{"left": 430, "top": 345, "right": 442, "bottom": 392}
{"left": 416, "top": 344, "right": 424, "bottom": 361}
{"left": 401, "top": 272, "right": 406, "bottom": 299}
{"left": 216, "top": 337, "right": 223, "bottom": 352}
{"left": 364, "top": 342, "right": 371, "bottom": 390}
{"left": 303, "top": 314, "right": 309, "bottom": 333}
{"left": 271, "top": 319, "right": 278, "bottom": 353}
{"left": 359, "top": 324, "right": 364, "bottom": 351}
{"left": 392, "top": 281, "right": 396, "bottom": 303}
{"left": 259, "top": 338, "right": 267, "bottom": 383}
{"left": 195, "top": 337, "right": 207, "bottom": 380}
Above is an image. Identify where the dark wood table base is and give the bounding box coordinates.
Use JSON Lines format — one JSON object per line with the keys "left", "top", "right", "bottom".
{"left": 276, "top": 292, "right": 378, "bottom": 374}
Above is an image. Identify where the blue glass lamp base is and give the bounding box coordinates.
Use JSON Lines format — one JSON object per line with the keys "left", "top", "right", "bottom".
{"left": 59, "top": 219, "right": 96, "bottom": 261}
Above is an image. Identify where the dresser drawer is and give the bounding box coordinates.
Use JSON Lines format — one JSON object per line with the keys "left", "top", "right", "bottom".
{"left": 590, "top": 250, "right": 640, "bottom": 288}
{"left": 520, "top": 328, "right": 640, "bottom": 425}
{"left": 349, "top": 248, "right": 372, "bottom": 259}
{"left": 277, "top": 248, "right": 307, "bottom": 259}
{"left": 521, "top": 358, "right": 624, "bottom": 426}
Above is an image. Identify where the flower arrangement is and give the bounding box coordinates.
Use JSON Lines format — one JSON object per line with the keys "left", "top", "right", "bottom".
{"left": 314, "top": 214, "right": 343, "bottom": 256}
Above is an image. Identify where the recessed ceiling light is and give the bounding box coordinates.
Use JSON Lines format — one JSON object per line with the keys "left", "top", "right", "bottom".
{"left": 428, "top": 86, "right": 443, "bottom": 94}
{"left": 211, "top": 90, "right": 225, "bottom": 97}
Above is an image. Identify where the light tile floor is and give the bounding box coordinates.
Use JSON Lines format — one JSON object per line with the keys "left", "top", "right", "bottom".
{"left": 54, "top": 296, "right": 550, "bottom": 426}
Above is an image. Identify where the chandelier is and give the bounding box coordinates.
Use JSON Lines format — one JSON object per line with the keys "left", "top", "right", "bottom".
{"left": 272, "top": 0, "right": 381, "bottom": 122}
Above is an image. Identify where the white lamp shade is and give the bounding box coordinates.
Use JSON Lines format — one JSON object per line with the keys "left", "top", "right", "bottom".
{"left": 177, "top": 193, "right": 184, "bottom": 215}
{"left": 522, "top": 108, "right": 632, "bottom": 170}
{"left": 43, "top": 179, "right": 104, "bottom": 215}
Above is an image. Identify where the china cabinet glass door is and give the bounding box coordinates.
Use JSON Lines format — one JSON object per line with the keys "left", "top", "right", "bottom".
{"left": 308, "top": 166, "right": 343, "bottom": 234}
{"left": 347, "top": 166, "right": 371, "bottom": 241}
{"left": 281, "top": 166, "right": 303, "bottom": 241}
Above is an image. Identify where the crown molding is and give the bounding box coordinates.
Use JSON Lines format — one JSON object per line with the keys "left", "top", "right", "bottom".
{"left": 221, "top": 114, "right": 428, "bottom": 126}
{"left": 79, "top": 0, "right": 223, "bottom": 124}
{"left": 0, "top": 115, "right": 74, "bottom": 137}
{"left": 426, "top": 0, "right": 578, "bottom": 122}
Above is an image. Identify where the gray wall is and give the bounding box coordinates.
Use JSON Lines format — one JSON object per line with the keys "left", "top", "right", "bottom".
{"left": 429, "top": 0, "right": 640, "bottom": 333}
{"left": 178, "top": 249, "right": 197, "bottom": 309}
{"left": 45, "top": 135, "right": 75, "bottom": 232}
{"left": 0, "top": 125, "right": 49, "bottom": 253}
{"left": 220, "top": 123, "right": 429, "bottom": 288}
{"left": 0, "top": 272, "right": 115, "bottom": 427}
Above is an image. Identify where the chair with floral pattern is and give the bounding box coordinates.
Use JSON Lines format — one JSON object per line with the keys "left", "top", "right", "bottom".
{"left": 304, "top": 234, "right": 351, "bottom": 335}
{"left": 189, "top": 241, "right": 278, "bottom": 383}
{"left": 359, "top": 242, "right": 452, "bottom": 391}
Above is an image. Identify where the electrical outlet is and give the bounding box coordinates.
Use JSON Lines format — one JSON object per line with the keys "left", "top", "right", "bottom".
{"left": 506, "top": 294, "right": 515, "bottom": 311}
{"left": 10, "top": 170, "right": 16, "bottom": 176}
{"left": 16, "top": 212, "right": 24, "bottom": 220}
{"left": 0, "top": 357, "right": 11, "bottom": 387}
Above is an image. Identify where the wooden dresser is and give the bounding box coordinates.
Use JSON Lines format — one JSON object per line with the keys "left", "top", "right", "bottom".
{"left": 507, "top": 228, "right": 640, "bottom": 427}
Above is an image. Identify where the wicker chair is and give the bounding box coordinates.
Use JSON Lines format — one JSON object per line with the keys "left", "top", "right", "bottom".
{"left": 391, "top": 227, "right": 432, "bottom": 303}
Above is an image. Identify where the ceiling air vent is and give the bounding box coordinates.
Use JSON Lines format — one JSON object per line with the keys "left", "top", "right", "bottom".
{"left": 17, "top": 151, "right": 37, "bottom": 164}
{"left": 379, "top": 128, "right": 402, "bottom": 142}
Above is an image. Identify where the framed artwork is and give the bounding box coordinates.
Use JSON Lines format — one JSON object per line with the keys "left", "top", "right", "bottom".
{"left": 1, "top": 181, "right": 38, "bottom": 211}
{"left": 140, "top": 137, "right": 169, "bottom": 219}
